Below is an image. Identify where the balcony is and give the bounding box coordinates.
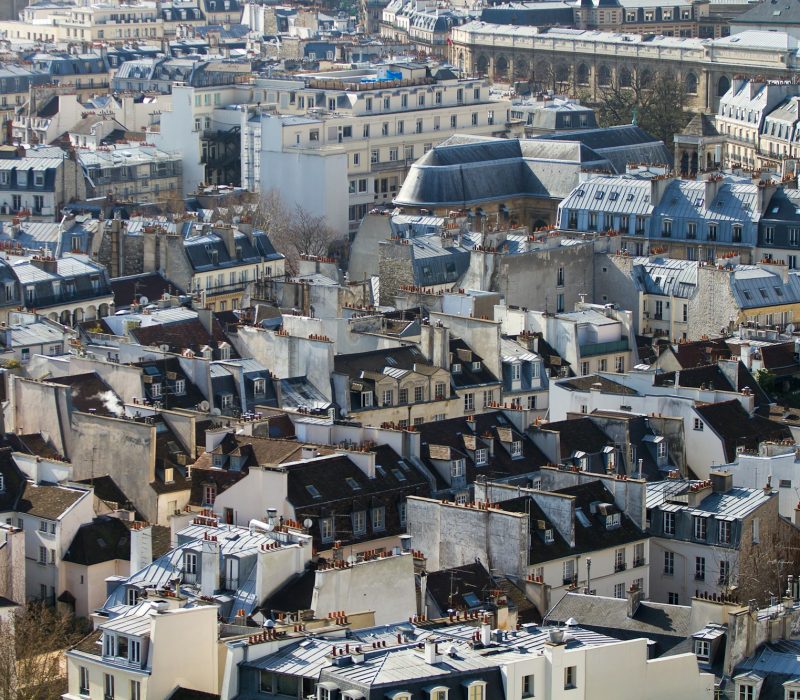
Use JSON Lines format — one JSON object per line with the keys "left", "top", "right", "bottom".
{"left": 633, "top": 557, "right": 646, "bottom": 568}
{"left": 579, "top": 336, "right": 629, "bottom": 358}
{"left": 563, "top": 575, "right": 576, "bottom": 586}
{"left": 614, "top": 561, "right": 627, "bottom": 573}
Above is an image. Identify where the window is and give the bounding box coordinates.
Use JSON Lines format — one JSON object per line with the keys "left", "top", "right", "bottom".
{"left": 371, "top": 149, "right": 379, "bottom": 164}
{"left": 475, "top": 448, "right": 488, "bottom": 465}
{"left": 564, "top": 666, "right": 577, "bottom": 690}
{"left": 738, "top": 685, "right": 754, "bottom": 700}
{"left": 527, "top": 395, "right": 537, "bottom": 411}
{"left": 764, "top": 226, "right": 775, "bottom": 244}
{"left": 694, "top": 516, "right": 708, "bottom": 540}
{"left": 253, "top": 378, "right": 266, "bottom": 396}
{"left": 372, "top": 507, "right": 385, "bottom": 531}
{"left": 563, "top": 559, "right": 575, "bottom": 583}
{"left": 615, "top": 548, "right": 626, "bottom": 571}
{"left": 414, "top": 386, "right": 424, "bottom": 402}
{"left": 693, "top": 418, "right": 704, "bottom": 431}
{"left": 522, "top": 675, "right": 534, "bottom": 698}
{"left": 580, "top": 361, "right": 590, "bottom": 376}
{"left": 511, "top": 441, "right": 523, "bottom": 457}
{"left": 614, "top": 582, "right": 625, "bottom": 598}
{"left": 221, "top": 394, "right": 234, "bottom": 409}
{"left": 511, "top": 363, "right": 521, "bottom": 381}
{"left": 719, "top": 559, "right": 730, "bottom": 584}
{"left": 39, "top": 520, "right": 48, "bottom": 533}
{"left": 129, "top": 639, "right": 141, "bottom": 664}
{"left": 695, "top": 639, "right": 711, "bottom": 661}
{"left": 38, "top": 546, "right": 47, "bottom": 564}
{"left": 732, "top": 224, "right": 742, "bottom": 243}
{"left": 352, "top": 510, "right": 366, "bottom": 535}
{"left": 695, "top": 556, "right": 706, "bottom": 581}
{"left": 320, "top": 517, "right": 334, "bottom": 543}
{"left": 467, "top": 683, "right": 486, "bottom": 700}
{"left": 361, "top": 391, "right": 373, "bottom": 408}
{"left": 687, "top": 222, "right": 697, "bottom": 239}
{"left": 177, "top": 547, "right": 198, "bottom": 578}
{"left": 381, "top": 122, "right": 389, "bottom": 136}
{"left": 483, "top": 390, "right": 494, "bottom": 408}
{"left": 663, "top": 511, "right": 676, "bottom": 535}
{"left": 668, "top": 592, "right": 679, "bottom": 605}
{"left": 435, "top": 382, "right": 447, "bottom": 399}
{"left": 664, "top": 551, "right": 674, "bottom": 575}
{"left": 399, "top": 388, "right": 409, "bottom": 404}
{"left": 556, "top": 293, "right": 565, "bottom": 313}
{"left": 382, "top": 389, "right": 393, "bottom": 406}
{"left": 79, "top": 666, "right": 89, "bottom": 695}
{"left": 464, "top": 393, "right": 475, "bottom": 412}
{"left": 104, "top": 673, "right": 115, "bottom": 700}
{"left": 718, "top": 520, "right": 732, "bottom": 544}
{"left": 451, "top": 459, "right": 466, "bottom": 478}
{"left": 203, "top": 484, "right": 216, "bottom": 506}
{"left": 451, "top": 114, "right": 457, "bottom": 128}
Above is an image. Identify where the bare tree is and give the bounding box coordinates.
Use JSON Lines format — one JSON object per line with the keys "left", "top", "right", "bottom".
{"left": 0, "top": 603, "right": 83, "bottom": 700}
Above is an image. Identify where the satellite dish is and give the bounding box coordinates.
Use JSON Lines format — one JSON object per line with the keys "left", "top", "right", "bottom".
{"left": 139, "top": 296, "right": 149, "bottom": 305}
{"left": 198, "top": 400, "right": 210, "bottom": 412}
{"left": 303, "top": 518, "right": 313, "bottom": 529}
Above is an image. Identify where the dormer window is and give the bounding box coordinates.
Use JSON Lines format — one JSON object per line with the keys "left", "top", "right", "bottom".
{"left": 475, "top": 448, "right": 488, "bottom": 466}
{"left": 657, "top": 440, "right": 667, "bottom": 458}
{"left": 511, "top": 363, "right": 521, "bottom": 381}
{"left": 174, "top": 379, "right": 186, "bottom": 395}
{"left": 511, "top": 441, "right": 523, "bottom": 457}
{"left": 151, "top": 383, "right": 162, "bottom": 398}
{"left": 452, "top": 363, "right": 462, "bottom": 374}
{"left": 695, "top": 639, "right": 710, "bottom": 661}
{"left": 221, "top": 394, "right": 233, "bottom": 409}
{"left": 253, "top": 378, "right": 266, "bottom": 396}
{"left": 361, "top": 391, "right": 373, "bottom": 408}
{"left": 471, "top": 361, "right": 481, "bottom": 372}
{"left": 451, "top": 459, "right": 466, "bottom": 478}
{"left": 544, "top": 528, "right": 554, "bottom": 544}
{"left": 606, "top": 513, "right": 621, "bottom": 529}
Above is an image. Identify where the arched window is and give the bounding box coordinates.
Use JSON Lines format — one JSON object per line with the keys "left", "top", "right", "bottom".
{"left": 476, "top": 55, "right": 489, "bottom": 75}
{"left": 598, "top": 64, "right": 612, "bottom": 87}
{"left": 495, "top": 55, "right": 508, "bottom": 77}
{"left": 685, "top": 72, "right": 698, "bottom": 95}
{"left": 639, "top": 69, "right": 652, "bottom": 88}
{"left": 577, "top": 63, "right": 590, "bottom": 85}
{"left": 619, "top": 67, "right": 632, "bottom": 88}
{"left": 717, "top": 75, "right": 731, "bottom": 97}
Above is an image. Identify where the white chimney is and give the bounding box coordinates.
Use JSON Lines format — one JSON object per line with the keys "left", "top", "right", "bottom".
{"left": 130, "top": 524, "right": 153, "bottom": 575}
{"left": 424, "top": 639, "right": 442, "bottom": 664}
{"left": 201, "top": 538, "right": 220, "bottom": 596}
{"left": 480, "top": 622, "right": 492, "bottom": 646}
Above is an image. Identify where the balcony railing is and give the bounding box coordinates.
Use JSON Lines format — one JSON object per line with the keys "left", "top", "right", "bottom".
{"left": 614, "top": 561, "right": 627, "bottom": 573}
{"left": 579, "top": 336, "right": 629, "bottom": 358}
{"left": 633, "top": 557, "right": 646, "bottom": 568}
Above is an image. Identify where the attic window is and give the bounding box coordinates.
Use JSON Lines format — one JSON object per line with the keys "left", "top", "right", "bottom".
{"left": 609, "top": 192, "right": 619, "bottom": 201}
{"left": 776, "top": 288, "right": 784, "bottom": 297}
{"left": 595, "top": 191, "right": 604, "bottom": 200}
{"left": 305, "top": 484, "right": 321, "bottom": 499}
{"left": 510, "top": 441, "right": 523, "bottom": 457}
{"left": 606, "top": 513, "right": 621, "bottom": 529}
{"left": 452, "top": 363, "right": 462, "bottom": 374}
{"left": 694, "top": 639, "right": 711, "bottom": 661}
{"left": 392, "top": 468, "right": 407, "bottom": 481}
{"left": 575, "top": 189, "right": 584, "bottom": 197}
{"left": 471, "top": 361, "right": 482, "bottom": 371}
{"left": 759, "top": 288, "right": 768, "bottom": 299}
{"left": 345, "top": 477, "right": 361, "bottom": 491}
{"left": 544, "top": 528, "right": 554, "bottom": 544}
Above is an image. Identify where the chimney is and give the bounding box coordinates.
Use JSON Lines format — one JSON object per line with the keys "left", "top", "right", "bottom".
{"left": 346, "top": 449, "right": 376, "bottom": 479}
{"left": 739, "top": 342, "right": 751, "bottom": 370}
{"left": 30, "top": 256, "right": 58, "bottom": 275}
{"left": 704, "top": 175, "right": 723, "bottom": 209}
{"left": 130, "top": 523, "right": 153, "bottom": 575}
{"left": 709, "top": 469, "right": 733, "bottom": 494}
{"left": 627, "top": 584, "right": 643, "bottom": 618}
{"left": 213, "top": 224, "right": 237, "bottom": 259}
{"left": 480, "top": 622, "right": 492, "bottom": 646}
{"left": 432, "top": 324, "right": 450, "bottom": 369}
{"left": 424, "top": 639, "right": 442, "bottom": 664}
{"left": 687, "top": 480, "right": 713, "bottom": 507}
{"left": 201, "top": 537, "right": 220, "bottom": 596}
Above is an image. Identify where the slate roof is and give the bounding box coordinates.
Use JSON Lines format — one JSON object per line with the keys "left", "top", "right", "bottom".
{"left": 694, "top": 400, "right": 792, "bottom": 462}
{"left": 545, "top": 592, "right": 691, "bottom": 656}
{"left": 680, "top": 113, "right": 720, "bottom": 138}
{"left": 449, "top": 337, "right": 501, "bottom": 389}
{"left": 425, "top": 561, "right": 494, "bottom": 612}
{"left": 558, "top": 374, "right": 639, "bottom": 395}
{"left": 334, "top": 345, "right": 433, "bottom": 377}
{"left": 416, "top": 411, "right": 547, "bottom": 489}
{"left": 16, "top": 482, "right": 88, "bottom": 520}
{"left": 538, "top": 417, "right": 613, "bottom": 459}
{"left": 131, "top": 317, "right": 236, "bottom": 358}
{"left": 63, "top": 516, "right": 131, "bottom": 566}
{"left": 260, "top": 566, "right": 317, "bottom": 615}
{"left": 736, "top": 0, "right": 800, "bottom": 25}
{"left": 759, "top": 342, "right": 798, "bottom": 376}
{"left": 52, "top": 373, "right": 125, "bottom": 418}
{"left": 110, "top": 273, "right": 184, "bottom": 309}
{"left": 672, "top": 338, "right": 732, "bottom": 368}
{"left": 0, "top": 447, "right": 27, "bottom": 513}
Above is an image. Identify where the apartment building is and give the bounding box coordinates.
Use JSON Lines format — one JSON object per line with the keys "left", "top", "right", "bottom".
{"left": 0, "top": 65, "right": 50, "bottom": 122}
{"left": 646, "top": 471, "right": 780, "bottom": 606}
{"left": 240, "top": 63, "right": 511, "bottom": 232}
{"left": 77, "top": 144, "right": 183, "bottom": 204}
{"left": 64, "top": 604, "right": 219, "bottom": 700}
{"left": 408, "top": 471, "right": 650, "bottom": 617}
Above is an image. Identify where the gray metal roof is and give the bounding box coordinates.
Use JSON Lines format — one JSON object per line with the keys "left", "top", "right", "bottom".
{"left": 730, "top": 267, "right": 800, "bottom": 309}
{"left": 559, "top": 175, "right": 654, "bottom": 216}
{"left": 646, "top": 479, "right": 772, "bottom": 518}
{"left": 632, "top": 258, "right": 698, "bottom": 298}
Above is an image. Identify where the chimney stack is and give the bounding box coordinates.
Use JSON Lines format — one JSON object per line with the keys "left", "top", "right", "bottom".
{"left": 129, "top": 523, "right": 153, "bottom": 575}
{"left": 201, "top": 537, "right": 220, "bottom": 596}
{"left": 709, "top": 469, "right": 733, "bottom": 494}
{"left": 627, "top": 584, "right": 643, "bottom": 618}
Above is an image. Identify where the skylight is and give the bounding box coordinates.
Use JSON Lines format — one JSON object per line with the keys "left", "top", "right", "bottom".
{"left": 346, "top": 477, "right": 361, "bottom": 491}
{"left": 305, "top": 485, "right": 321, "bottom": 499}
